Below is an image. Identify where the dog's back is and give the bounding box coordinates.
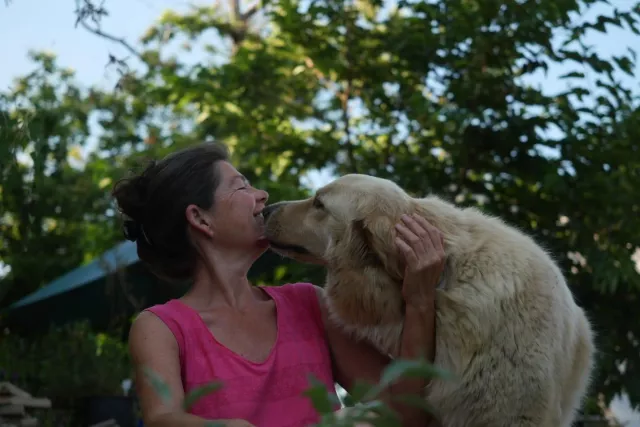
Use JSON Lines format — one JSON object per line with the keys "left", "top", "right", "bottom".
{"left": 421, "top": 200, "right": 595, "bottom": 427}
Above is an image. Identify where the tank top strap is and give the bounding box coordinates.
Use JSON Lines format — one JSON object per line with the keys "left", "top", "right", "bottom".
{"left": 262, "top": 282, "right": 326, "bottom": 341}
{"left": 144, "top": 299, "right": 198, "bottom": 362}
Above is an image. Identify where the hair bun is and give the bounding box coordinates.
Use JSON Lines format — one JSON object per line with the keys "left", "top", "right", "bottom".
{"left": 123, "top": 219, "right": 141, "bottom": 242}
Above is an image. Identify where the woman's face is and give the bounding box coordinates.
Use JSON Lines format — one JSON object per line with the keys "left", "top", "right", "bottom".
{"left": 204, "top": 161, "right": 270, "bottom": 252}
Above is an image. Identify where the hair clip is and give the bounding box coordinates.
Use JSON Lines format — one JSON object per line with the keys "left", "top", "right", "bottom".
{"left": 120, "top": 212, "right": 153, "bottom": 245}
{"left": 123, "top": 219, "right": 140, "bottom": 242}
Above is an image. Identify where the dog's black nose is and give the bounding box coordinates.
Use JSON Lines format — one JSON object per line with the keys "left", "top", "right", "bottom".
{"left": 261, "top": 203, "right": 281, "bottom": 221}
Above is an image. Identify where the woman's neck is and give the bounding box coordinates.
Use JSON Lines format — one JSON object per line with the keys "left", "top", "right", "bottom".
{"left": 181, "top": 236, "right": 268, "bottom": 309}
{"left": 185, "top": 251, "right": 260, "bottom": 310}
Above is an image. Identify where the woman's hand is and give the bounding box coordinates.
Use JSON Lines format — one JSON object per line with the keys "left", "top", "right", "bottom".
{"left": 390, "top": 214, "right": 445, "bottom": 427}
{"left": 395, "top": 213, "right": 446, "bottom": 306}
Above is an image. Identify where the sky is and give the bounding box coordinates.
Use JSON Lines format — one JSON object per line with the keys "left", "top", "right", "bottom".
{"left": 1, "top": 0, "right": 640, "bottom": 423}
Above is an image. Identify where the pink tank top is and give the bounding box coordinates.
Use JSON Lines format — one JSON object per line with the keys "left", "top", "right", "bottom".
{"left": 145, "top": 282, "right": 337, "bottom": 427}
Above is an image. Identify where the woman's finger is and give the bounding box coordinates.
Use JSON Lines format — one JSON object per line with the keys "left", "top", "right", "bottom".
{"left": 395, "top": 222, "right": 421, "bottom": 249}
{"left": 395, "top": 236, "right": 418, "bottom": 268}
{"left": 406, "top": 214, "right": 437, "bottom": 254}
{"left": 411, "top": 214, "right": 442, "bottom": 252}
{"left": 400, "top": 215, "right": 430, "bottom": 254}
{"left": 401, "top": 214, "right": 428, "bottom": 240}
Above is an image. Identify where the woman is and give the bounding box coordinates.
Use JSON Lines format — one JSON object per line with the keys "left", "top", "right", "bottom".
{"left": 113, "top": 142, "right": 445, "bottom": 427}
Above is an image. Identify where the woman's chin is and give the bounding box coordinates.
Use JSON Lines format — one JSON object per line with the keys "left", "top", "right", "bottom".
{"left": 255, "top": 237, "right": 270, "bottom": 250}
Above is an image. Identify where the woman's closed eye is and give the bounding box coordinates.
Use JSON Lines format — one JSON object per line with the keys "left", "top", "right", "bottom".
{"left": 236, "top": 181, "right": 251, "bottom": 191}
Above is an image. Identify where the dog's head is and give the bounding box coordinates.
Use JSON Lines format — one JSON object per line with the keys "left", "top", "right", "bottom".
{"left": 263, "top": 174, "right": 413, "bottom": 278}
{"left": 264, "top": 175, "right": 422, "bottom": 333}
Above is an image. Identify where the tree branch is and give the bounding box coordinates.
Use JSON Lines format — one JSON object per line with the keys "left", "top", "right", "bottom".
{"left": 73, "top": 0, "right": 144, "bottom": 72}
{"left": 79, "top": 20, "right": 143, "bottom": 61}
{"left": 227, "top": 0, "right": 262, "bottom": 54}
{"left": 241, "top": 1, "right": 260, "bottom": 21}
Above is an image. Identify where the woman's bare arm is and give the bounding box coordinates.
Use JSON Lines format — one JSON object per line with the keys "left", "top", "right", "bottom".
{"left": 388, "top": 214, "right": 445, "bottom": 425}
{"left": 129, "top": 311, "right": 254, "bottom": 427}
{"left": 314, "top": 286, "right": 438, "bottom": 427}
{"left": 313, "top": 214, "right": 445, "bottom": 427}
{"left": 385, "top": 301, "right": 438, "bottom": 427}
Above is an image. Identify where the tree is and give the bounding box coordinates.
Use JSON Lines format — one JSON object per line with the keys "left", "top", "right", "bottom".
{"left": 0, "top": 52, "right": 127, "bottom": 304}
{"left": 2, "top": 0, "right": 639, "bottom": 412}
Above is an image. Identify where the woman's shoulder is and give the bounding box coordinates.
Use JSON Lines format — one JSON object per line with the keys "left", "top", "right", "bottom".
{"left": 129, "top": 309, "right": 181, "bottom": 357}
{"left": 129, "top": 300, "right": 191, "bottom": 359}
{"left": 263, "top": 283, "right": 328, "bottom": 328}
{"left": 131, "top": 300, "right": 185, "bottom": 340}
{"left": 264, "top": 282, "right": 322, "bottom": 301}
{"left": 144, "top": 298, "right": 185, "bottom": 317}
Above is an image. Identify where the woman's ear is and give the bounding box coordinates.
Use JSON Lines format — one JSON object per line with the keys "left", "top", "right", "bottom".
{"left": 185, "top": 204, "right": 215, "bottom": 238}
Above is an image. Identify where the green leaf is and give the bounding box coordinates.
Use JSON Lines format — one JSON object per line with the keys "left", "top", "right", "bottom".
{"left": 356, "top": 400, "right": 402, "bottom": 427}
{"left": 142, "top": 366, "right": 173, "bottom": 405}
{"left": 303, "top": 375, "right": 340, "bottom": 415}
{"left": 612, "top": 55, "right": 635, "bottom": 76}
{"left": 379, "top": 359, "right": 454, "bottom": 388}
{"left": 346, "top": 379, "right": 375, "bottom": 404}
{"left": 183, "top": 381, "right": 224, "bottom": 412}
{"left": 559, "top": 71, "right": 586, "bottom": 79}
{"left": 391, "top": 393, "right": 438, "bottom": 415}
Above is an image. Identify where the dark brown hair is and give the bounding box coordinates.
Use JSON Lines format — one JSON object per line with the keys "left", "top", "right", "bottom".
{"left": 112, "top": 142, "right": 230, "bottom": 283}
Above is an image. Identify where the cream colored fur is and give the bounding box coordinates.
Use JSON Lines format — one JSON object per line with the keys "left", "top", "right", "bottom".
{"left": 264, "top": 174, "right": 596, "bottom": 427}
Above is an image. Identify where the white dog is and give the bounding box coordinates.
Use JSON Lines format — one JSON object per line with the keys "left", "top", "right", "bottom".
{"left": 264, "top": 174, "right": 596, "bottom": 427}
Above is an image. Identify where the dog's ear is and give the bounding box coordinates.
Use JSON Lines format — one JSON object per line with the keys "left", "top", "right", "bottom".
{"left": 350, "top": 215, "right": 403, "bottom": 280}
{"left": 350, "top": 219, "right": 383, "bottom": 266}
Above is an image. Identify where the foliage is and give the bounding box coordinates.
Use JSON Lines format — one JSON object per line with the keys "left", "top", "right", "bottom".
{"left": 309, "top": 359, "right": 454, "bottom": 427}
{"left": 141, "top": 365, "right": 224, "bottom": 427}
{"left": 0, "top": 52, "right": 128, "bottom": 305}
{"left": 140, "top": 357, "right": 451, "bottom": 426}
{"left": 0, "top": 320, "right": 131, "bottom": 423}
{"left": 0, "top": 320, "right": 130, "bottom": 398}
{"left": 1, "top": 0, "right": 640, "bottom": 413}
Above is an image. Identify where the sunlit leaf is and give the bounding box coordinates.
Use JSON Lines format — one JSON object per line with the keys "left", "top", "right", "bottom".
{"left": 183, "top": 381, "right": 224, "bottom": 412}
{"left": 142, "top": 366, "right": 173, "bottom": 404}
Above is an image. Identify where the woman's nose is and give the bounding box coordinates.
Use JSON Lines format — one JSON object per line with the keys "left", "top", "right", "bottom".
{"left": 256, "top": 188, "right": 269, "bottom": 204}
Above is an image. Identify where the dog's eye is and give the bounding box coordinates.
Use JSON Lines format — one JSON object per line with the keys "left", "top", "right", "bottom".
{"left": 313, "top": 197, "right": 325, "bottom": 210}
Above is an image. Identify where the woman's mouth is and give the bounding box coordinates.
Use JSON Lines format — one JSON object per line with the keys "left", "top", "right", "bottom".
{"left": 254, "top": 212, "right": 264, "bottom": 227}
